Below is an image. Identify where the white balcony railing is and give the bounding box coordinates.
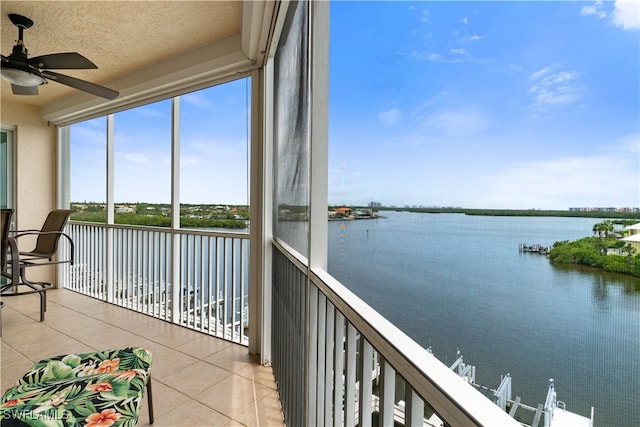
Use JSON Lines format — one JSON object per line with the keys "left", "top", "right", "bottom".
{"left": 272, "top": 240, "right": 521, "bottom": 427}
{"left": 60, "top": 221, "right": 249, "bottom": 345}
{"left": 60, "top": 221, "right": 521, "bottom": 426}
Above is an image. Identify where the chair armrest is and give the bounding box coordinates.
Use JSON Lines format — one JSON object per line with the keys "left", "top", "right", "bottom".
{"left": 11, "top": 229, "right": 40, "bottom": 234}
{"left": 15, "top": 231, "right": 75, "bottom": 266}
{"left": 14, "top": 230, "right": 62, "bottom": 239}
{"left": 0, "top": 236, "right": 20, "bottom": 286}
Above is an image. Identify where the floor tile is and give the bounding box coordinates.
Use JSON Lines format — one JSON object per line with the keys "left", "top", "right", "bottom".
{"left": 149, "top": 399, "right": 231, "bottom": 427}
{"left": 0, "top": 289, "right": 284, "bottom": 427}
{"left": 175, "top": 334, "right": 232, "bottom": 359}
{"left": 161, "top": 360, "right": 231, "bottom": 396}
{"left": 138, "top": 378, "right": 191, "bottom": 419}
{"left": 197, "top": 374, "right": 270, "bottom": 419}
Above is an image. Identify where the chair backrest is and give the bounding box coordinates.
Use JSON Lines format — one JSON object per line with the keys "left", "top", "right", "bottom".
{"left": 1, "top": 208, "right": 14, "bottom": 268}
{"left": 31, "top": 209, "right": 73, "bottom": 257}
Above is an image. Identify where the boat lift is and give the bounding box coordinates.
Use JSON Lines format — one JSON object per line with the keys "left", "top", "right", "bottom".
{"left": 448, "top": 352, "right": 594, "bottom": 427}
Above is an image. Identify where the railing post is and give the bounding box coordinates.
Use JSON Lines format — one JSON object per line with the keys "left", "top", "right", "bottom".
{"left": 358, "top": 338, "right": 373, "bottom": 427}
{"left": 106, "top": 226, "right": 114, "bottom": 302}
{"left": 345, "top": 323, "right": 357, "bottom": 426}
{"left": 171, "top": 232, "right": 180, "bottom": 324}
{"left": 379, "top": 359, "right": 396, "bottom": 427}
{"left": 405, "top": 388, "right": 425, "bottom": 427}
{"left": 333, "top": 312, "right": 345, "bottom": 427}
{"left": 307, "top": 284, "right": 318, "bottom": 427}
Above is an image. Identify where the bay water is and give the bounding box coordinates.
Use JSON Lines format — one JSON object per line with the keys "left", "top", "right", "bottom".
{"left": 327, "top": 211, "right": 640, "bottom": 426}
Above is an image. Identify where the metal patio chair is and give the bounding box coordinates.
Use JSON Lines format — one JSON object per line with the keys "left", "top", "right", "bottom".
{"left": 1, "top": 208, "right": 18, "bottom": 335}
{"left": 1, "top": 209, "right": 74, "bottom": 321}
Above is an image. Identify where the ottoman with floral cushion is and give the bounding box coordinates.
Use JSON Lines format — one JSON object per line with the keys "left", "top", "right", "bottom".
{"left": 0, "top": 347, "right": 153, "bottom": 426}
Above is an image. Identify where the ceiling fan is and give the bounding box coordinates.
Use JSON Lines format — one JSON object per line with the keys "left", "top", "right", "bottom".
{"left": 1, "top": 13, "right": 118, "bottom": 100}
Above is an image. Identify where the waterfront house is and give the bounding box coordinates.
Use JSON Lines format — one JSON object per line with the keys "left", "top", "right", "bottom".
{"left": 622, "top": 223, "right": 640, "bottom": 252}
{"left": 621, "top": 234, "right": 640, "bottom": 252}
{"left": 623, "top": 222, "right": 640, "bottom": 236}
{"left": 332, "top": 207, "right": 353, "bottom": 218}
{"left": 1, "top": 2, "right": 520, "bottom": 426}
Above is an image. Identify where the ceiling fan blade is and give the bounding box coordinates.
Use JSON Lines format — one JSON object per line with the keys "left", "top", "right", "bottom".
{"left": 29, "top": 52, "right": 97, "bottom": 69}
{"left": 1, "top": 54, "right": 8, "bottom": 63}
{"left": 12, "top": 84, "right": 39, "bottom": 95}
{"left": 42, "top": 71, "right": 118, "bottom": 100}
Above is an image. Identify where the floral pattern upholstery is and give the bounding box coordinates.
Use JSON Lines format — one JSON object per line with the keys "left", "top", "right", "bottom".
{"left": 1, "top": 347, "right": 153, "bottom": 427}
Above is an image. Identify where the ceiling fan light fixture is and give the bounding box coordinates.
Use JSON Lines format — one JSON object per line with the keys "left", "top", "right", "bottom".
{"left": 2, "top": 13, "right": 118, "bottom": 99}
{"left": 1, "top": 64, "right": 46, "bottom": 87}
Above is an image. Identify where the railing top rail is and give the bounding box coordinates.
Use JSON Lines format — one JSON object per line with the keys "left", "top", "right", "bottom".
{"left": 309, "top": 267, "right": 521, "bottom": 427}
{"left": 68, "top": 220, "right": 249, "bottom": 239}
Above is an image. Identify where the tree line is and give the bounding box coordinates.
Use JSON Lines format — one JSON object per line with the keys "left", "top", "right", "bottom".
{"left": 548, "top": 220, "right": 639, "bottom": 277}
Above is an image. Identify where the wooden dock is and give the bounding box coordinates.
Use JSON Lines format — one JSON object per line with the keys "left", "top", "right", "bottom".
{"left": 519, "top": 243, "right": 550, "bottom": 255}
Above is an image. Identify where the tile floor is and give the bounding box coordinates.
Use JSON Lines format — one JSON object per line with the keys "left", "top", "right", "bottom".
{"left": 0, "top": 289, "right": 285, "bottom": 426}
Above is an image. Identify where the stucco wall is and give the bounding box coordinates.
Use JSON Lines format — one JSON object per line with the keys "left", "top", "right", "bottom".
{"left": 1, "top": 99, "right": 58, "bottom": 284}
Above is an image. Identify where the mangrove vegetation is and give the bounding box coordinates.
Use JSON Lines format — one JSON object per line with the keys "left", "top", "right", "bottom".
{"left": 548, "top": 220, "right": 640, "bottom": 277}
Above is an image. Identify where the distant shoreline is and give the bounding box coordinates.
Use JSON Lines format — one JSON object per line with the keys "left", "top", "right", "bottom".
{"left": 371, "top": 207, "right": 640, "bottom": 221}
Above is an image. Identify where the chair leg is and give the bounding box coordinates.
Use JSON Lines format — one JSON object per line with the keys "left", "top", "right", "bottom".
{"left": 146, "top": 375, "right": 154, "bottom": 424}
{"left": 38, "top": 290, "right": 46, "bottom": 322}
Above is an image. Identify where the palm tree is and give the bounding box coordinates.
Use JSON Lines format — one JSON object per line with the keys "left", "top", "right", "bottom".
{"left": 592, "top": 220, "right": 614, "bottom": 239}
{"left": 602, "top": 219, "right": 614, "bottom": 238}
{"left": 593, "top": 222, "right": 602, "bottom": 237}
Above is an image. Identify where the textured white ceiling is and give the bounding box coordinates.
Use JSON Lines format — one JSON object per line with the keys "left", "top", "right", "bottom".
{"left": 1, "top": 1, "right": 242, "bottom": 107}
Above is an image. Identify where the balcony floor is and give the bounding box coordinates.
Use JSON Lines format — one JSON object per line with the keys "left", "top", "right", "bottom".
{"left": 0, "top": 289, "right": 285, "bottom": 427}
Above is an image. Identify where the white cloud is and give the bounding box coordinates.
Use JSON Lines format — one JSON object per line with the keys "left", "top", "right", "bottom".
{"left": 411, "top": 51, "right": 463, "bottom": 64}
{"left": 419, "top": 109, "right": 491, "bottom": 137}
{"left": 582, "top": 0, "right": 640, "bottom": 30}
{"left": 450, "top": 48, "right": 469, "bottom": 56}
{"left": 122, "top": 153, "right": 152, "bottom": 166}
{"left": 421, "top": 10, "right": 429, "bottom": 23}
{"left": 480, "top": 150, "right": 639, "bottom": 209}
{"left": 526, "top": 66, "right": 585, "bottom": 117}
{"left": 581, "top": 1, "right": 607, "bottom": 19}
{"left": 529, "top": 66, "right": 553, "bottom": 82}
{"left": 379, "top": 109, "right": 403, "bottom": 126}
{"left": 135, "top": 106, "right": 166, "bottom": 118}
{"left": 181, "top": 92, "right": 211, "bottom": 107}
{"left": 612, "top": 0, "right": 640, "bottom": 29}
{"left": 461, "top": 17, "right": 469, "bottom": 25}
{"left": 459, "top": 34, "right": 484, "bottom": 43}
{"left": 619, "top": 132, "right": 640, "bottom": 153}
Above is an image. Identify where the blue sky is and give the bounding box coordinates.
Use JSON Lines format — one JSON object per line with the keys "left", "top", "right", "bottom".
{"left": 72, "top": 1, "right": 639, "bottom": 210}
{"left": 329, "top": 0, "right": 639, "bottom": 209}
{"left": 71, "top": 80, "right": 250, "bottom": 205}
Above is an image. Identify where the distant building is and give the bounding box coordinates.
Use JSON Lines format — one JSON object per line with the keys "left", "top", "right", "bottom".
{"left": 368, "top": 201, "right": 382, "bottom": 208}
{"left": 569, "top": 207, "right": 639, "bottom": 213}
{"left": 622, "top": 224, "right": 640, "bottom": 252}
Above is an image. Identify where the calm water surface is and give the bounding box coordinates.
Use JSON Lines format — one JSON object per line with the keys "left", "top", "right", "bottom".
{"left": 327, "top": 211, "right": 640, "bottom": 427}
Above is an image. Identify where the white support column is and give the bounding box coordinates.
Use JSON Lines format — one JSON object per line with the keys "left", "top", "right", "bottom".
{"left": 57, "top": 126, "right": 71, "bottom": 209}
{"left": 306, "top": 4, "right": 330, "bottom": 425}
{"left": 171, "top": 97, "right": 181, "bottom": 323}
{"left": 308, "top": 0, "right": 330, "bottom": 271}
{"left": 56, "top": 126, "right": 71, "bottom": 289}
{"left": 249, "top": 67, "right": 273, "bottom": 361}
{"left": 106, "top": 114, "right": 115, "bottom": 303}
